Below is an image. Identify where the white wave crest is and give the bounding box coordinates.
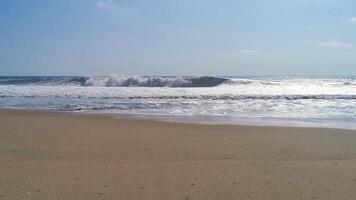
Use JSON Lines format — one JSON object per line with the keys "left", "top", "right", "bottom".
{"left": 83, "top": 75, "right": 227, "bottom": 87}
{"left": 103, "top": 75, "right": 191, "bottom": 87}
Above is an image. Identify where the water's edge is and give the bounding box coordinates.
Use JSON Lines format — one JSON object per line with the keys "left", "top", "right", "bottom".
{"left": 3, "top": 108, "right": 355, "bottom": 131}
{"left": 110, "top": 112, "right": 356, "bottom": 131}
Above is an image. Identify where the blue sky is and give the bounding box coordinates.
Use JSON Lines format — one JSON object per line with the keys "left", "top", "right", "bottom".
{"left": 0, "top": 0, "right": 355, "bottom": 76}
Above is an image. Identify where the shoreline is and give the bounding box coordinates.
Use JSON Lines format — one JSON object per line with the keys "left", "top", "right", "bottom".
{"left": 1, "top": 110, "right": 356, "bottom": 199}
{"left": 2, "top": 108, "right": 356, "bottom": 131}
{"left": 110, "top": 112, "right": 356, "bottom": 131}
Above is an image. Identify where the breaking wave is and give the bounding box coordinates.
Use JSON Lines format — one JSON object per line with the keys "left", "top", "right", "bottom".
{"left": 1, "top": 75, "right": 355, "bottom": 88}
{"left": 0, "top": 76, "right": 229, "bottom": 87}
{"left": 83, "top": 75, "right": 229, "bottom": 87}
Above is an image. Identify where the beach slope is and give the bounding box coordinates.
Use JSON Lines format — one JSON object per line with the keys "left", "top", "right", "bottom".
{"left": 0, "top": 110, "right": 356, "bottom": 200}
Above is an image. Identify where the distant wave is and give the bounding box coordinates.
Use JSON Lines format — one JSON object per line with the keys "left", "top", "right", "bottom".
{"left": 0, "top": 76, "right": 228, "bottom": 87}
{"left": 221, "top": 78, "right": 356, "bottom": 87}
{"left": 0, "top": 76, "right": 88, "bottom": 86}
{"left": 81, "top": 76, "right": 356, "bottom": 88}
{"left": 83, "top": 76, "right": 228, "bottom": 87}
{"left": 1, "top": 76, "right": 356, "bottom": 88}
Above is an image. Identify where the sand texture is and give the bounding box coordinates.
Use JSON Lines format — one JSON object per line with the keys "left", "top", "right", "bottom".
{"left": 0, "top": 110, "right": 356, "bottom": 200}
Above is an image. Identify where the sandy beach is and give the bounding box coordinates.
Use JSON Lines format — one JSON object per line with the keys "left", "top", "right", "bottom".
{"left": 0, "top": 110, "right": 356, "bottom": 200}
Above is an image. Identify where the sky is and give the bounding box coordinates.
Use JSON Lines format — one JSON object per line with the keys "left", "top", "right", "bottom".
{"left": 0, "top": 0, "right": 355, "bottom": 76}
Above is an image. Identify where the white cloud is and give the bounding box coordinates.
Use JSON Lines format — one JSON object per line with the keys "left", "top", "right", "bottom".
{"left": 240, "top": 49, "right": 259, "bottom": 54}
{"left": 97, "top": 0, "right": 113, "bottom": 8}
{"left": 97, "top": 2, "right": 107, "bottom": 8}
{"left": 318, "top": 41, "right": 353, "bottom": 48}
{"left": 350, "top": 17, "right": 356, "bottom": 22}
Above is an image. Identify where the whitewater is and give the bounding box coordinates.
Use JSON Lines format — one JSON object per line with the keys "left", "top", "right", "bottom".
{"left": 0, "top": 75, "right": 355, "bottom": 129}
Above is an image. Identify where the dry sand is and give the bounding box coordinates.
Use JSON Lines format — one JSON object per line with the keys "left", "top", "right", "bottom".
{"left": 0, "top": 110, "right": 356, "bottom": 200}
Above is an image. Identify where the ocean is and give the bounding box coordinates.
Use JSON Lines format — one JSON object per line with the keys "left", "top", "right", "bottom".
{"left": 0, "top": 75, "right": 355, "bottom": 129}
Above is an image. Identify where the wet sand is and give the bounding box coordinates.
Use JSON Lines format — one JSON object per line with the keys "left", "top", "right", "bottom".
{"left": 0, "top": 110, "right": 356, "bottom": 200}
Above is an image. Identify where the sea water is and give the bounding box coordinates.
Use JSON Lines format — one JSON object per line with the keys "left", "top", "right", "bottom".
{"left": 0, "top": 75, "right": 355, "bottom": 129}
